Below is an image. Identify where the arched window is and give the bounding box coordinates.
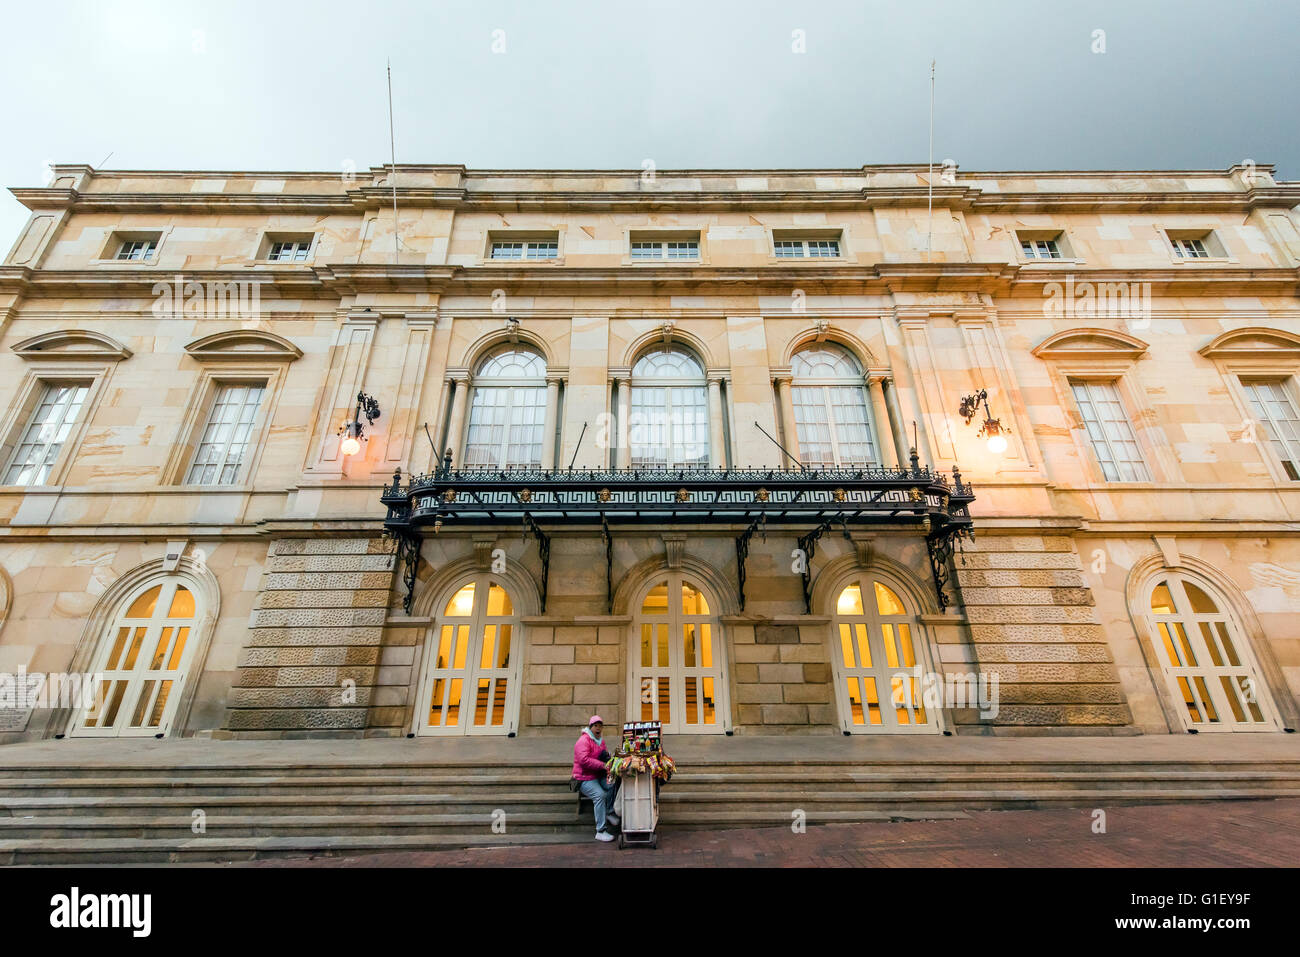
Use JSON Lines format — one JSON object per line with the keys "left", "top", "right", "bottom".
{"left": 1146, "top": 574, "right": 1282, "bottom": 731}
{"left": 464, "top": 347, "right": 548, "bottom": 468}
{"left": 630, "top": 346, "right": 709, "bottom": 469}
{"left": 74, "top": 578, "right": 201, "bottom": 737}
{"left": 790, "top": 344, "right": 877, "bottom": 467}
{"left": 830, "top": 573, "right": 938, "bottom": 733}
{"left": 630, "top": 574, "right": 729, "bottom": 733}
{"left": 416, "top": 575, "right": 523, "bottom": 735}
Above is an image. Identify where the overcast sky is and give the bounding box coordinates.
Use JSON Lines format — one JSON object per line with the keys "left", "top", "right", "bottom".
{"left": 2, "top": 0, "right": 1297, "bottom": 251}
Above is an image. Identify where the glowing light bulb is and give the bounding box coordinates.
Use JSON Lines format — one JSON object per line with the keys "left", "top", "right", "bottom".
{"left": 986, "top": 433, "right": 1008, "bottom": 454}
{"left": 341, "top": 436, "right": 362, "bottom": 456}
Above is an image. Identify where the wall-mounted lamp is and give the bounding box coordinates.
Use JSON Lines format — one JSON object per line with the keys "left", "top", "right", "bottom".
{"left": 338, "top": 391, "right": 381, "bottom": 457}
{"left": 958, "top": 389, "right": 1010, "bottom": 454}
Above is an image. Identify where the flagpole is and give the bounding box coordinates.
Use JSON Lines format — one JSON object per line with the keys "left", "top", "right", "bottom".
{"left": 927, "top": 59, "right": 935, "bottom": 262}
{"left": 388, "top": 59, "right": 400, "bottom": 264}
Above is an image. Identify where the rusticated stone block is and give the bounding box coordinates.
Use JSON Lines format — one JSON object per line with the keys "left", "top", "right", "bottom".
{"left": 755, "top": 624, "right": 798, "bottom": 645}
{"left": 250, "top": 607, "right": 387, "bottom": 629}
{"left": 959, "top": 551, "right": 1082, "bottom": 570}
{"left": 757, "top": 663, "right": 804, "bottom": 684}
{"left": 595, "top": 664, "right": 620, "bottom": 683}
{"left": 973, "top": 662, "right": 1121, "bottom": 683}
{"left": 734, "top": 663, "right": 759, "bottom": 684}
{"left": 551, "top": 664, "right": 597, "bottom": 684}
{"left": 244, "top": 627, "right": 384, "bottom": 647}
{"left": 273, "top": 538, "right": 376, "bottom": 556}
{"left": 574, "top": 645, "right": 619, "bottom": 664}
{"left": 778, "top": 644, "right": 825, "bottom": 663}
{"left": 554, "top": 627, "right": 598, "bottom": 645}
{"left": 802, "top": 663, "right": 831, "bottom": 683}
{"left": 264, "top": 571, "right": 393, "bottom": 590}
{"left": 226, "top": 687, "right": 374, "bottom": 708}
{"left": 735, "top": 683, "right": 783, "bottom": 703}
{"left": 530, "top": 645, "right": 575, "bottom": 665}
{"left": 529, "top": 685, "right": 573, "bottom": 705}
{"left": 995, "top": 683, "right": 1128, "bottom": 704}
{"left": 761, "top": 704, "right": 809, "bottom": 724}
{"left": 783, "top": 683, "right": 830, "bottom": 704}
{"left": 965, "top": 605, "right": 1097, "bottom": 625}
{"left": 967, "top": 623, "right": 1105, "bottom": 643}
{"left": 972, "top": 643, "right": 1113, "bottom": 663}
{"left": 573, "top": 684, "right": 618, "bottom": 705}
{"left": 737, "top": 704, "right": 763, "bottom": 725}
{"left": 958, "top": 586, "right": 1095, "bottom": 607}
{"left": 256, "top": 589, "right": 389, "bottom": 609}
{"left": 227, "top": 708, "right": 368, "bottom": 730}
{"left": 807, "top": 703, "right": 838, "bottom": 725}
{"left": 549, "top": 705, "right": 597, "bottom": 726}
{"left": 957, "top": 568, "right": 1086, "bottom": 588}
{"left": 733, "top": 644, "right": 780, "bottom": 663}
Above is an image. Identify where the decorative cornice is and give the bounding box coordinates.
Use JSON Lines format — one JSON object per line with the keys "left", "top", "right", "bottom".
{"left": 1031, "top": 328, "right": 1151, "bottom": 360}
{"left": 1198, "top": 326, "right": 1300, "bottom": 360}
{"left": 183, "top": 329, "right": 303, "bottom": 363}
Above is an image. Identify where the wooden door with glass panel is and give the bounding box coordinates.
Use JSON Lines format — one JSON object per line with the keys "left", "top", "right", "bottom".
{"left": 75, "top": 579, "right": 198, "bottom": 737}
{"left": 1148, "top": 577, "right": 1281, "bottom": 732}
{"left": 832, "top": 575, "right": 939, "bottom": 733}
{"left": 631, "top": 576, "right": 729, "bottom": 733}
{"left": 419, "top": 576, "right": 522, "bottom": 735}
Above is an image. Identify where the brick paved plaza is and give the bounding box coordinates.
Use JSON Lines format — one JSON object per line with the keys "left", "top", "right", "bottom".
{"left": 247, "top": 798, "right": 1300, "bottom": 868}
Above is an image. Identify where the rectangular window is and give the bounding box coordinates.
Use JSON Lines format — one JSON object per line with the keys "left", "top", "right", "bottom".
{"left": 490, "top": 240, "right": 558, "bottom": 260}
{"left": 185, "top": 383, "right": 266, "bottom": 485}
{"left": 3, "top": 382, "right": 91, "bottom": 486}
{"left": 631, "top": 239, "right": 699, "bottom": 261}
{"left": 1241, "top": 378, "right": 1300, "bottom": 481}
{"left": 267, "top": 240, "right": 312, "bottom": 262}
{"left": 115, "top": 239, "right": 157, "bottom": 261}
{"left": 1020, "top": 238, "right": 1061, "bottom": 260}
{"left": 1069, "top": 379, "right": 1151, "bottom": 482}
{"left": 774, "top": 238, "right": 841, "bottom": 258}
{"left": 1171, "top": 237, "right": 1209, "bottom": 258}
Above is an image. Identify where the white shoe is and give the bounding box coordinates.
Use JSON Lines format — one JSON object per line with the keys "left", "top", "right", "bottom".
{"left": 595, "top": 830, "right": 615, "bottom": 842}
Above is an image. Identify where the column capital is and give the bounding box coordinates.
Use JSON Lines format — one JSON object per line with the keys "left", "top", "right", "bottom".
{"left": 608, "top": 366, "right": 631, "bottom": 384}
{"left": 706, "top": 371, "right": 729, "bottom": 385}
{"left": 769, "top": 365, "right": 793, "bottom": 385}
{"left": 545, "top": 374, "right": 567, "bottom": 386}
{"left": 446, "top": 368, "right": 470, "bottom": 385}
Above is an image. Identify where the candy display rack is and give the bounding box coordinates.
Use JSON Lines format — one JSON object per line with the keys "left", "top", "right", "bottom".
{"left": 609, "top": 721, "right": 674, "bottom": 849}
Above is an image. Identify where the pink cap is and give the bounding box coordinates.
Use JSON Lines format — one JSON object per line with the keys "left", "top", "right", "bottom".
{"left": 588, "top": 715, "right": 604, "bottom": 726}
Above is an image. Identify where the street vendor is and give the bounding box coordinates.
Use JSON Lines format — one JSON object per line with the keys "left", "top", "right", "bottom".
{"left": 572, "top": 715, "right": 621, "bottom": 842}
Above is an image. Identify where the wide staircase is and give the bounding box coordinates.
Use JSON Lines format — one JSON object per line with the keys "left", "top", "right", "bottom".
{"left": 4, "top": 742, "right": 1300, "bottom": 863}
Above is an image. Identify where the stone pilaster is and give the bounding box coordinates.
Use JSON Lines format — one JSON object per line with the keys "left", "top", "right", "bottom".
{"left": 223, "top": 537, "right": 393, "bottom": 736}
{"left": 951, "top": 533, "right": 1134, "bottom": 731}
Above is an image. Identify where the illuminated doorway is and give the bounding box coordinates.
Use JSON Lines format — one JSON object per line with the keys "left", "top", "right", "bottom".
{"left": 416, "top": 575, "right": 523, "bottom": 735}
{"left": 830, "top": 574, "right": 940, "bottom": 733}
{"left": 629, "top": 575, "right": 730, "bottom": 733}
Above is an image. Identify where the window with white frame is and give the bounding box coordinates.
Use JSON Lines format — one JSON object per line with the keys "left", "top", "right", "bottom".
{"left": 490, "top": 239, "right": 559, "bottom": 260}
{"left": 184, "top": 383, "right": 266, "bottom": 485}
{"left": 1241, "top": 378, "right": 1300, "bottom": 481}
{"left": 267, "top": 239, "right": 312, "bottom": 262}
{"left": 629, "top": 347, "right": 709, "bottom": 468}
{"left": 1171, "top": 236, "right": 1209, "bottom": 258}
{"left": 115, "top": 239, "right": 157, "bottom": 261}
{"left": 774, "top": 238, "right": 841, "bottom": 258}
{"left": 790, "top": 344, "right": 877, "bottom": 467}
{"left": 630, "top": 237, "right": 700, "bottom": 261}
{"left": 463, "top": 348, "right": 548, "bottom": 468}
{"left": 1069, "top": 379, "right": 1151, "bottom": 482}
{"left": 1019, "top": 236, "right": 1062, "bottom": 260}
{"left": 3, "top": 381, "right": 91, "bottom": 486}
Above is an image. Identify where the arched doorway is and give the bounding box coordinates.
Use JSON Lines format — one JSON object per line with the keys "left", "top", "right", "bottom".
{"left": 415, "top": 574, "right": 523, "bottom": 735}
{"left": 1145, "top": 574, "right": 1283, "bottom": 731}
{"left": 628, "top": 574, "right": 730, "bottom": 733}
{"left": 72, "top": 577, "right": 202, "bottom": 737}
{"left": 829, "top": 572, "right": 940, "bottom": 733}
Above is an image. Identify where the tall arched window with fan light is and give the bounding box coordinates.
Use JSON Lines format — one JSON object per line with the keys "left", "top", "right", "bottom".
{"left": 463, "top": 347, "right": 548, "bottom": 468}
{"left": 790, "top": 343, "right": 878, "bottom": 467}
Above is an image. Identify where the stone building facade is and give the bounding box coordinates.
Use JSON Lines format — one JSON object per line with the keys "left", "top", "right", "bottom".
{"left": 1, "top": 162, "right": 1298, "bottom": 743}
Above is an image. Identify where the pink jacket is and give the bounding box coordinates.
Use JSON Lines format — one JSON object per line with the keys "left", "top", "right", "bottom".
{"left": 572, "top": 729, "right": 609, "bottom": 781}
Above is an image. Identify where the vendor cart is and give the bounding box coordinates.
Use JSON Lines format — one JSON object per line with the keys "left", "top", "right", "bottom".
{"left": 609, "top": 721, "right": 673, "bottom": 849}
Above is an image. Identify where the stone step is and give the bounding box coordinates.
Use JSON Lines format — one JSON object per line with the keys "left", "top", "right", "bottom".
{"left": 5, "top": 768, "right": 1300, "bottom": 798}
